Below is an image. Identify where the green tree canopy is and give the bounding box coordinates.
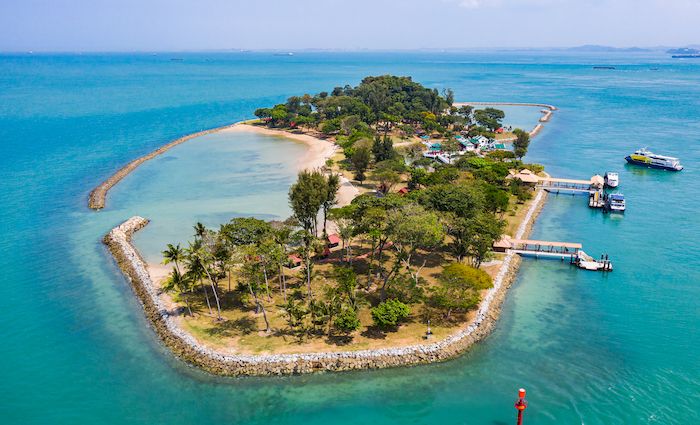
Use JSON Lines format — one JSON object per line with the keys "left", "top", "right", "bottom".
{"left": 371, "top": 299, "right": 410, "bottom": 329}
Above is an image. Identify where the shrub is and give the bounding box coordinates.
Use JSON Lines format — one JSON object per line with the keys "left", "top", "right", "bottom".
{"left": 371, "top": 299, "right": 410, "bottom": 329}
{"left": 334, "top": 308, "right": 361, "bottom": 333}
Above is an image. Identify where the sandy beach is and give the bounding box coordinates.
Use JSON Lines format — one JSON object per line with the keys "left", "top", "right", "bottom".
{"left": 225, "top": 123, "right": 358, "bottom": 207}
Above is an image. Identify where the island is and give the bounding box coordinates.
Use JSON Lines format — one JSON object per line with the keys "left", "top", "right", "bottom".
{"left": 102, "top": 75, "right": 554, "bottom": 375}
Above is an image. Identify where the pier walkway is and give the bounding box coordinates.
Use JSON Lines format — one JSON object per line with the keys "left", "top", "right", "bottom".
{"left": 536, "top": 176, "right": 604, "bottom": 193}
{"left": 494, "top": 236, "right": 612, "bottom": 271}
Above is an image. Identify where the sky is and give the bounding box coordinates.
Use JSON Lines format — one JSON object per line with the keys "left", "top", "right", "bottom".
{"left": 1, "top": 0, "right": 699, "bottom": 51}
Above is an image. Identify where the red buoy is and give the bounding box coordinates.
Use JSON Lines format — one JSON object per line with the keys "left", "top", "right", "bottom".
{"left": 514, "top": 388, "right": 527, "bottom": 425}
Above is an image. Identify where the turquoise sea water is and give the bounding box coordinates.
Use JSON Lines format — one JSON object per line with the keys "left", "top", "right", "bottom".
{"left": 1, "top": 52, "right": 699, "bottom": 424}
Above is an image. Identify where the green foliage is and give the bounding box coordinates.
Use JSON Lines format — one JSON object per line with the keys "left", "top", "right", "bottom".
{"left": 427, "top": 262, "right": 490, "bottom": 318}
{"left": 388, "top": 204, "right": 445, "bottom": 261}
{"left": 455, "top": 156, "right": 510, "bottom": 185}
{"left": 521, "top": 163, "right": 544, "bottom": 174}
{"left": 372, "top": 134, "right": 395, "bottom": 162}
{"left": 220, "top": 217, "right": 272, "bottom": 246}
{"left": 510, "top": 179, "right": 533, "bottom": 203}
{"left": 473, "top": 108, "right": 505, "bottom": 131}
{"left": 371, "top": 159, "right": 404, "bottom": 193}
{"left": 440, "top": 263, "right": 492, "bottom": 291}
{"left": 334, "top": 308, "right": 361, "bottom": 333}
{"left": 481, "top": 183, "right": 510, "bottom": 214}
{"left": 371, "top": 299, "right": 410, "bottom": 329}
{"left": 351, "top": 144, "right": 371, "bottom": 183}
{"left": 424, "top": 166, "right": 459, "bottom": 186}
{"left": 386, "top": 274, "right": 425, "bottom": 304}
{"left": 419, "top": 182, "right": 486, "bottom": 219}
{"left": 254, "top": 108, "right": 272, "bottom": 120}
{"left": 486, "top": 150, "right": 516, "bottom": 162}
{"left": 321, "top": 118, "right": 342, "bottom": 134}
{"left": 334, "top": 266, "right": 360, "bottom": 310}
{"left": 408, "top": 167, "right": 428, "bottom": 190}
{"left": 512, "top": 128, "right": 531, "bottom": 159}
{"left": 289, "top": 170, "right": 327, "bottom": 234}
{"left": 285, "top": 292, "right": 309, "bottom": 332}
{"left": 257, "top": 75, "right": 455, "bottom": 138}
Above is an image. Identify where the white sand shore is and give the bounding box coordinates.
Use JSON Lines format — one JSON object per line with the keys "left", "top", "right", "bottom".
{"left": 226, "top": 123, "right": 358, "bottom": 207}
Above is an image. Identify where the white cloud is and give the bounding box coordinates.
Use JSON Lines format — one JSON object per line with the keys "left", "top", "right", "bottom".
{"left": 446, "top": 0, "right": 501, "bottom": 8}
{"left": 444, "top": 0, "right": 567, "bottom": 8}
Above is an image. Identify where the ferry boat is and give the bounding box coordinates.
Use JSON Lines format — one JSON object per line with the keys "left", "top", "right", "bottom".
{"left": 605, "top": 193, "right": 626, "bottom": 213}
{"left": 625, "top": 148, "right": 683, "bottom": 171}
{"left": 604, "top": 172, "right": 619, "bottom": 188}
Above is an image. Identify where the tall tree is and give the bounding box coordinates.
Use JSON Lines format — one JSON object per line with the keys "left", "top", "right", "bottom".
{"left": 474, "top": 108, "right": 505, "bottom": 131}
{"left": 321, "top": 173, "right": 340, "bottom": 237}
{"left": 512, "top": 128, "right": 531, "bottom": 160}
{"left": 429, "top": 263, "right": 487, "bottom": 319}
{"left": 240, "top": 246, "right": 271, "bottom": 333}
{"left": 351, "top": 145, "right": 371, "bottom": 184}
{"left": 289, "top": 169, "right": 327, "bottom": 236}
{"left": 271, "top": 221, "right": 293, "bottom": 301}
{"left": 162, "top": 267, "right": 194, "bottom": 316}
{"left": 186, "top": 240, "right": 223, "bottom": 320}
{"left": 387, "top": 204, "right": 445, "bottom": 289}
{"left": 465, "top": 213, "right": 505, "bottom": 268}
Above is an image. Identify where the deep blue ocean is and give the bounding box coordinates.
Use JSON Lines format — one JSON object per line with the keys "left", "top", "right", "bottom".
{"left": 1, "top": 51, "right": 699, "bottom": 424}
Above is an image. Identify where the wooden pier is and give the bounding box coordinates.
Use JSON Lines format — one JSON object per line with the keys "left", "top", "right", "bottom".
{"left": 494, "top": 236, "right": 613, "bottom": 271}
{"left": 536, "top": 175, "right": 605, "bottom": 194}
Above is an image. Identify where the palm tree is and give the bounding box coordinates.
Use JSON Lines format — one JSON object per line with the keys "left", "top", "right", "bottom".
{"left": 162, "top": 243, "right": 184, "bottom": 274}
{"left": 184, "top": 250, "right": 212, "bottom": 316}
{"left": 271, "top": 223, "right": 293, "bottom": 301}
{"left": 321, "top": 173, "right": 340, "bottom": 237}
{"left": 185, "top": 241, "right": 222, "bottom": 320}
{"left": 293, "top": 230, "right": 321, "bottom": 299}
{"left": 241, "top": 246, "right": 271, "bottom": 333}
{"left": 162, "top": 267, "right": 194, "bottom": 316}
{"left": 193, "top": 222, "right": 206, "bottom": 240}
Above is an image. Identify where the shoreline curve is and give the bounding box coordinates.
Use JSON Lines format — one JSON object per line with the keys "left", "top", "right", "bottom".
{"left": 104, "top": 191, "right": 547, "bottom": 376}
{"left": 89, "top": 102, "right": 556, "bottom": 211}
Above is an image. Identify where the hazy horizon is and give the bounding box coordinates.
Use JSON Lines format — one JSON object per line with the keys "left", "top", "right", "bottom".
{"left": 1, "top": 0, "right": 699, "bottom": 52}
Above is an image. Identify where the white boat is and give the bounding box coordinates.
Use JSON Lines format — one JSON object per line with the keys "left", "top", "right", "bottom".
{"left": 604, "top": 172, "right": 619, "bottom": 188}
{"left": 605, "top": 193, "right": 626, "bottom": 212}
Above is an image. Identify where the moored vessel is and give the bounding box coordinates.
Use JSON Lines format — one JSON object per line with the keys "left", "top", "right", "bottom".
{"left": 604, "top": 193, "right": 626, "bottom": 213}
{"left": 604, "top": 171, "right": 619, "bottom": 187}
{"left": 625, "top": 148, "right": 683, "bottom": 171}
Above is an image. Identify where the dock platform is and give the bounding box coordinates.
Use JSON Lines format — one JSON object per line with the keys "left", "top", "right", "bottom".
{"left": 494, "top": 237, "right": 613, "bottom": 271}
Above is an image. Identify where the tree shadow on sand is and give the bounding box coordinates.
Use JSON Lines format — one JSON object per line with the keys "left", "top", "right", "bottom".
{"left": 325, "top": 334, "right": 354, "bottom": 346}
{"left": 203, "top": 317, "right": 256, "bottom": 338}
{"left": 361, "top": 326, "right": 389, "bottom": 340}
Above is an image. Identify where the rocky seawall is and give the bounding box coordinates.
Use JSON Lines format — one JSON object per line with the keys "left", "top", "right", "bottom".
{"left": 104, "top": 191, "right": 547, "bottom": 376}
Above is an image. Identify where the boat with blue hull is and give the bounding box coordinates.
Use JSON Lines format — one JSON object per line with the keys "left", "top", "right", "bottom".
{"left": 625, "top": 148, "right": 683, "bottom": 171}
